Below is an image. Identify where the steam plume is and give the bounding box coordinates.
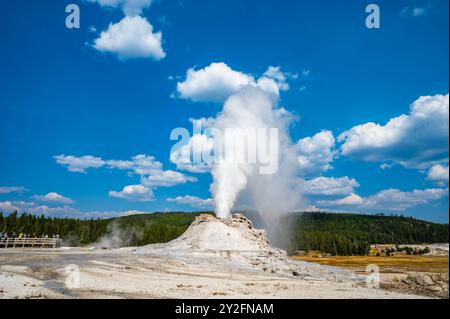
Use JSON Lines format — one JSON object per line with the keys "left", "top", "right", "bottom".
{"left": 211, "top": 86, "right": 304, "bottom": 225}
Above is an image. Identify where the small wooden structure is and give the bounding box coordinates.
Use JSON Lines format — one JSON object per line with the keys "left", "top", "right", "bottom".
{"left": 0, "top": 237, "right": 62, "bottom": 249}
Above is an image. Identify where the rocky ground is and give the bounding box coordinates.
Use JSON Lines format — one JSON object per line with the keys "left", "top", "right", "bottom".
{"left": 381, "top": 272, "right": 448, "bottom": 299}
{"left": 0, "top": 214, "right": 434, "bottom": 299}
{"left": 295, "top": 243, "right": 449, "bottom": 299}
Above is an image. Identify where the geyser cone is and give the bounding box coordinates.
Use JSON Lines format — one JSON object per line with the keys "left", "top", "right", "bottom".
{"left": 135, "top": 213, "right": 361, "bottom": 282}
{"left": 158, "top": 213, "right": 271, "bottom": 251}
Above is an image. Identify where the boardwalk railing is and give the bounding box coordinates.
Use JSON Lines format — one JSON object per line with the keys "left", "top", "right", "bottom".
{"left": 0, "top": 238, "right": 62, "bottom": 249}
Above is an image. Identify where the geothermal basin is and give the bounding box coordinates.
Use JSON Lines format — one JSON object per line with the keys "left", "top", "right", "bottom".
{"left": 0, "top": 214, "right": 426, "bottom": 299}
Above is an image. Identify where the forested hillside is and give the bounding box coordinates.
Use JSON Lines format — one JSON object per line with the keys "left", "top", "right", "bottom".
{"left": 0, "top": 211, "right": 202, "bottom": 246}
{"left": 290, "top": 212, "right": 449, "bottom": 255}
{"left": 1, "top": 211, "right": 448, "bottom": 255}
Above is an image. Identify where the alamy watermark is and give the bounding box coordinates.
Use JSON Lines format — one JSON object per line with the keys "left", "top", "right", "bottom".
{"left": 366, "top": 4, "right": 381, "bottom": 29}
{"left": 64, "top": 3, "right": 380, "bottom": 30}
{"left": 365, "top": 264, "right": 380, "bottom": 289}
{"left": 170, "top": 120, "right": 279, "bottom": 174}
{"left": 65, "top": 264, "right": 80, "bottom": 289}
{"left": 65, "top": 4, "right": 80, "bottom": 29}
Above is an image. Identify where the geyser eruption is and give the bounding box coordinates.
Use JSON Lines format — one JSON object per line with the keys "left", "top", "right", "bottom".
{"left": 212, "top": 87, "right": 279, "bottom": 218}
{"left": 211, "top": 86, "right": 303, "bottom": 236}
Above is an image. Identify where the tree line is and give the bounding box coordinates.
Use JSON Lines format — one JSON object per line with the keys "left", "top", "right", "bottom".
{"left": 288, "top": 212, "right": 449, "bottom": 255}
{"left": 0, "top": 211, "right": 200, "bottom": 246}
{"left": 1, "top": 211, "right": 448, "bottom": 255}
{"left": 0, "top": 212, "right": 110, "bottom": 245}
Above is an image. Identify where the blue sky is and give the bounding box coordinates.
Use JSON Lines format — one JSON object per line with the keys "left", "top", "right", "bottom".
{"left": 0, "top": 0, "right": 448, "bottom": 222}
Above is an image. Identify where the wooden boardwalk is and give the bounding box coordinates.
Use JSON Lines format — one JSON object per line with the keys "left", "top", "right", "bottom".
{"left": 0, "top": 238, "right": 62, "bottom": 249}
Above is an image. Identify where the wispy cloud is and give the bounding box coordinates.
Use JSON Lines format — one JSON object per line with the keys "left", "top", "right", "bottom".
{"left": 0, "top": 200, "right": 153, "bottom": 219}
{"left": 0, "top": 186, "right": 28, "bottom": 194}
{"left": 54, "top": 155, "right": 105, "bottom": 173}
{"left": 317, "top": 188, "right": 449, "bottom": 212}
{"left": 88, "top": 0, "right": 153, "bottom": 17}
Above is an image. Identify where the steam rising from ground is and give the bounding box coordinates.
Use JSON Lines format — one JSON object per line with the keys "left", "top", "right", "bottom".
{"left": 94, "top": 222, "right": 142, "bottom": 249}
{"left": 211, "top": 87, "right": 304, "bottom": 242}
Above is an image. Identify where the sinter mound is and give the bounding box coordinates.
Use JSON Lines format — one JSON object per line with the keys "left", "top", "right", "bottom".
{"left": 135, "top": 214, "right": 361, "bottom": 282}
{"left": 163, "top": 213, "right": 270, "bottom": 251}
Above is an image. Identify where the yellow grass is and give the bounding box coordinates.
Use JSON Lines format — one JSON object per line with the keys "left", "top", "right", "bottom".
{"left": 291, "top": 255, "right": 449, "bottom": 273}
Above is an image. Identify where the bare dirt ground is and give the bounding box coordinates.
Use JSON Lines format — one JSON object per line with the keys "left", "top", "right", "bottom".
{"left": 0, "top": 215, "right": 435, "bottom": 299}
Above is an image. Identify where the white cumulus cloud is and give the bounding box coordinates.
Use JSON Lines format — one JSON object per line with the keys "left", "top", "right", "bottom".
{"left": 54, "top": 154, "right": 197, "bottom": 202}
{"left": 129, "top": 154, "right": 163, "bottom": 175}
{"left": 303, "top": 176, "right": 359, "bottom": 196}
{"left": 33, "top": 192, "right": 75, "bottom": 205}
{"left": 140, "top": 170, "right": 197, "bottom": 187}
{"left": 297, "top": 130, "right": 336, "bottom": 177}
{"left": 107, "top": 154, "right": 163, "bottom": 175}
{"left": 109, "top": 184, "right": 155, "bottom": 202}
{"left": 175, "top": 62, "right": 295, "bottom": 103}
{"left": 106, "top": 159, "right": 135, "bottom": 170}
{"left": 427, "top": 164, "right": 449, "bottom": 184}
{"left": 94, "top": 16, "right": 165, "bottom": 61}
{"left": 338, "top": 93, "right": 449, "bottom": 170}
{"left": 318, "top": 193, "right": 364, "bottom": 206}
